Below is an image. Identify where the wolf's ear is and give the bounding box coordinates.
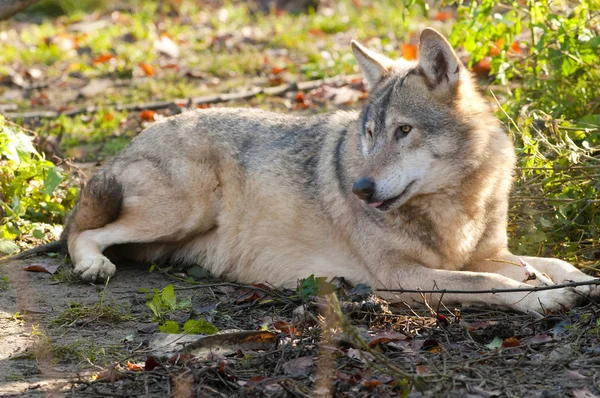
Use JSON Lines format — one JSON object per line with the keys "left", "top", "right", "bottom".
{"left": 418, "top": 28, "right": 462, "bottom": 87}
{"left": 351, "top": 40, "right": 395, "bottom": 89}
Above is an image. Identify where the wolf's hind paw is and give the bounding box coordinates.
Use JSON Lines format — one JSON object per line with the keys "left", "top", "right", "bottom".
{"left": 73, "top": 256, "right": 116, "bottom": 282}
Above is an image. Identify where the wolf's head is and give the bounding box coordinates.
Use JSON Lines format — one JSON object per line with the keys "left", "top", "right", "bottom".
{"left": 350, "top": 28, "right": 501, "bottom": 212}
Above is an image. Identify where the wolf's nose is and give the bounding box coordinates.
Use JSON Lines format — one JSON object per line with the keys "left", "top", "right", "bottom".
{"left": 352, "top": 178, "right": 376, "bottom": 201}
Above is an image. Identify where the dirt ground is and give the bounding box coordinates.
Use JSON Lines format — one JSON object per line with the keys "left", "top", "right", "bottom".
{"left": 1, "top": 255, "right": 600, "bottom": 397}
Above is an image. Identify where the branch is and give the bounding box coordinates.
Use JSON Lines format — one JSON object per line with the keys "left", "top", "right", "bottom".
{"left": 376, "top": 279, "right": 600, "bottom": 295}
{"left": 4, "top": 74, "right": 363, "bottom": 122}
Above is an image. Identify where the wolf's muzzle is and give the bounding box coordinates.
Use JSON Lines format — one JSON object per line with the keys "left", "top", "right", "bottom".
{"left": 352, "top": 177, "right": 376, "bottom": 201}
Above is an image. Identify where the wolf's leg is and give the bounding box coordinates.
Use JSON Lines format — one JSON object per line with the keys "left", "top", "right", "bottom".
{"left": 466, "top": 251, "right": 600, "bottom": 300}
{"left": 375, "top": 265, "right": 584, "bottom": 315}
{"left": 69, "top": 191, "right": 219, "bottom": 282}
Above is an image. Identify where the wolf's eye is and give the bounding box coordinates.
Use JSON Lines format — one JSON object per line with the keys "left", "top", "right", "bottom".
{"left": 366, "top": 128, "right": 374, "bottom": 147}
{"left": 395, "top": 125, "right": 412, "bottom": 139}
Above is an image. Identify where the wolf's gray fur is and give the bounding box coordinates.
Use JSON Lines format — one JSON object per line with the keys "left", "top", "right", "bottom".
{"left": 59, "top": 28, "right": 598, "bottom": 315}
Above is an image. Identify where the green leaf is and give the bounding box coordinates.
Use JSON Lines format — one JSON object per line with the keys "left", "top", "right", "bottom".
{"left": 177, "top": 296, "right": 192, "bottom": 310}
{"left": 43, "top": 167, "right": 64, "bottom": 195}
{"left": 146, "top": 291, "right": 163, "bottom": 319}
{"left": 485, "top": 337, "right": 503, "bottom": 350}
{"left": 0, "top": 239, "right": 19, "bottom": 255}
{"left": 32, "top": 229, "right": 45, "bottom": 239}
{"left": 183, "top": 318, "right": 219, "bottom": 335}
{"left": 187, "top": 266, "right": 212, "bottom": 279}
{"left": 299, "top": 274, "right": 336, "bottom": 300}
{"left": 159, "top": 320, "right": 180, "bottom": 334}
{"left": 161, "top": 284, "right": 177, "bottom": 310}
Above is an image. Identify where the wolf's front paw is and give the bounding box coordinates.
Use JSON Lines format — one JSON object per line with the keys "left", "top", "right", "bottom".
{"left": 73, "top": 256, "right": 116, "bottom": 282}
{"left": 561, "top": 275, "right": 600, "bottom": 300}
{"left": 515, "top": 288, "right": 584, "bottom": 316}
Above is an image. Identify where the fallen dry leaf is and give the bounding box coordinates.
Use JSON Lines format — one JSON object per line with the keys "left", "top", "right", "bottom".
{"left": 573, "top": 389, "right": 599, "bottom": 398}
{"left": 471, "top": 59, "right": 491, "bottom": 75}
{"left": 271, "top": 321, "right": 296, "bottom": 335}
{"left": 566, "top": 370, "right": 587, "bottom": 380}
{"left": 510, "top": 40, "right": 522, "bottom": 54}
{"left": 490, "top": 39, "right": 504, "bottom": 56}
{"left": 502, "top": 337, "right": 520, "bottom": 348}
{"left": 362, "top": 380, "right": 381, "bottom": 389}
{"left": 127, "top": 361, "right": 143, "bottom": 371}
{"left": 92, "top": 53, "right": 115, "bottom": 65}
{"left": 23, "top": 262, "right": 59, "bottom": 275}
{"left": 282, "top": 356, "right": 314, "bottom": 377}
{"left": 402, "top": 43, "right": 418, "bottom": 61}
{"left": 235, "top": 283, "right": 271, "bottom": 304}
{"left": 138, "top": 62, "right": 155, "bottom": 77}
{"left": 144, "top": 356, "right": 162, "bottom": 371}
{"left": 140, "top": 110, "right": 156, "bottom": 121}
{"left": 347, "top": 348, "right": 374, "bottom": 365}
{"left": 434, "top": 10, "right": 455, "bottom": 22}
{"left": 367, "top": 331, "right": 407, "bottom": 348}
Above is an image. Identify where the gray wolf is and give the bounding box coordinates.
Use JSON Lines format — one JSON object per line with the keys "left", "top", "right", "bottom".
{"left": 23, "top": 28, "right": 600, "bottom": 314}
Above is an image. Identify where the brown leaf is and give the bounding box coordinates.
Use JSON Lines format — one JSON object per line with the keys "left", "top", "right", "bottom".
{"left": 183, "top": 330, "right": 278, "bottom": 358}
{"left": 510, "top": 41, "right": 522, "bottom": 54}
{"left": 92, "top": 53, "right": 115, "bottom": 65}
{"left": 402, "top": 44, "right": 418, "bottom": 61}
{"left": 502, "top": 337, "right": 520, "bottom": 348}
{"left": 271, "top": 321, "right": 296, "bottom": 335}
{"left": 243, "top": 375, "right": 266, "bottom": 387}
{"left": 138, "top": 62, "right": 155, "bottom": 77}
{"left": 471, "top": 59, "right": 491, "bottom": 75}
{"left": 235, "top": 284, "right": 271, "bottom": 304}
{"left": 144, "top": 356, "right": 162, "bottom": 371}
{"left": 362, "top": 380, "right": 380, "bottom": 389}
{"left": 282, "top": 356, "right": 314, "bottom": 377}
{"left": 127, "top": 361, "right": 143, "bottom": 371}
{"left": 367, "top": 331, "right": 407, "bottom": 348}
{"left": 23, "top": 262, "right": 59, "bottom": 275}
{"left": 490, "top": 39, "right": 504, "bottom": 56}
{"left": 294, "top": 91, "right": 306, "bottom": 103}
{"left": 140, "top": 110, "right": 156, "bottom": 121}
{"left": 522, "top": 333, "right": 553, "bottom": 345}
{"left": 272, "top": 66, "right": 285, "bottom": 75}
{"left": 433, "top": 10, "right": 455, "bottom": 22}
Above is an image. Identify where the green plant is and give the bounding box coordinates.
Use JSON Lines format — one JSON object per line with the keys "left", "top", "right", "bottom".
{"left": 146, "top": 284, "right": 217, "bottom": 334}
{"left": 446, "top": 0, "right": 600, "bottom": 265}
{"left": 0, "top": 116, "right": 77, "bottom": 255}
{"left": 298, "top": 274, "right": 336, "bottom": 301}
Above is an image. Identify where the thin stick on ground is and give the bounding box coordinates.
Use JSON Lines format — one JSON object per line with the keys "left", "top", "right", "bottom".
{"left": 376, "top": 279, "right": 600, "bottom": 295}
{"left": 4, "top": 74, "right": 363, "bottom": 122}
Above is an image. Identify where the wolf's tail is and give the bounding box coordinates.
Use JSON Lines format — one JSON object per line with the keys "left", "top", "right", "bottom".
{"left": 66, "top": 173, "right": 124, "bottom": 235}
{"left": 0, "top": 173, "right": 124, "bottom": 264}
{"left": 0, "top": 240, "right": 64, "bottom": 263}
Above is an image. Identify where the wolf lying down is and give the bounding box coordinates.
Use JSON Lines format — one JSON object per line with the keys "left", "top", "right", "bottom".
{"left": 27, "top": 28, "right": 599, "bottom": 314}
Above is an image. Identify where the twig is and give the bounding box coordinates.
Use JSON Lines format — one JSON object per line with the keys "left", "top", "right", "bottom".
{"left": 376, "top": 279, "right": 600, "bottom": 295}
{"left": 4, "top": 74, "right": 363, "bottom": 122}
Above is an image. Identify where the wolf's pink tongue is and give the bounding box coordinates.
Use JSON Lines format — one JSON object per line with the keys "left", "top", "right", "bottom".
{"left": 369, "top": 201, "right": 383, "bottom": 208}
